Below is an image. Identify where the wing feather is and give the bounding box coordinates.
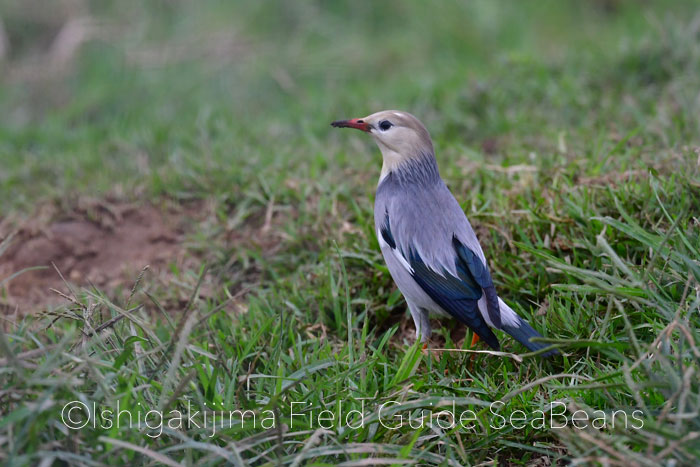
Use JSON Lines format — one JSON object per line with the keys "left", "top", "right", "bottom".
{"left": 380, "top": 212, "right": 500, "bottom": 350}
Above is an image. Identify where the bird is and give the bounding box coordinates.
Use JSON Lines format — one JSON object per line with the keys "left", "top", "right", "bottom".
{"left": 331, "top": 110, "right": 557, "bottom": 356}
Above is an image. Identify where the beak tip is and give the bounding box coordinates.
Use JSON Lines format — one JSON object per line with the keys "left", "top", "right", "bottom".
{"left": 330, "top": 118, "right": 370, "bottom": 132}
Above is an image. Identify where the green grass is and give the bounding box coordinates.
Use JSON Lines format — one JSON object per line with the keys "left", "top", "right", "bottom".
{"left": 1, "top": 0, "right": 700, "bottom": 464}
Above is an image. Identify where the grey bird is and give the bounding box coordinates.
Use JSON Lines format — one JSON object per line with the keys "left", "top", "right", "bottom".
{"left": 331, "top": 110, "right": 556, "bottom": 356}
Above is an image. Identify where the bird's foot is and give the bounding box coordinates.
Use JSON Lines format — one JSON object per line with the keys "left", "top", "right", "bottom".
{"left": 470, "top": 333, "right": 480, "bottom": 348}
{"left": 465, "top": 332, "right": 481, "bottom": 371}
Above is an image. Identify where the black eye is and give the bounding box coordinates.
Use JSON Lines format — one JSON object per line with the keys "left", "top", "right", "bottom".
{"left": 378, "top": 120, "right": 393, "bottom": 131}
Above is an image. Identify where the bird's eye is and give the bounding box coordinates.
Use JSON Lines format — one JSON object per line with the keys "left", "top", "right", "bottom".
{"left": 378, "top": 120, "right": 393, "bottom": 131}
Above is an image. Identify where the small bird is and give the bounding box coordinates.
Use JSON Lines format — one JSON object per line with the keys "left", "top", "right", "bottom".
{"left": 331, "top": 110, "right": 556, "bottom": 356}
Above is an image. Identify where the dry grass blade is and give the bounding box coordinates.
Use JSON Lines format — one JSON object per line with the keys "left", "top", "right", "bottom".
{"left": 158, "top": 311, "right": 198, "bottom": 410}
{"left": 502, "top": 374, "right": 592, "bottom": 402}
{"left": 289, "top": 428, "right": 333, "bottom": 467}
{"left": 0, "top": 266, "right": 48, "bottom": 288}
{"left": 0, "top": 344, "right": 58, "bottom": 367}
{"left": 336, "top": 460, "right": 417, "bottom": 466}
{"left": 98, "top": 436, "right": 182, "bottom": 467}
{"left": 426, "top": 347, "right": 524, "bottom": 363}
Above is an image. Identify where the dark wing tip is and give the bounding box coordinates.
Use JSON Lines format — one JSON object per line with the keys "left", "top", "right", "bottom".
{"left": 501, "top": 319, "right": 559, "bottom": 357}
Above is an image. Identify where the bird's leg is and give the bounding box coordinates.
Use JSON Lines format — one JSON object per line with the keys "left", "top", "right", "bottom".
{"left": 470, "top": 333, "right": 480, "bottom": 348}
{"left": 407, "top": 301, "right": 431, "bottom": 344}
{"left": 465, "top": 331, "right": 481, "bottom": 371}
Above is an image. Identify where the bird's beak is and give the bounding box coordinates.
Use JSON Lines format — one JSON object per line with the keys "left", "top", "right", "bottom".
{"left": 330, "top": 118, "right": 371, "bottom": 132}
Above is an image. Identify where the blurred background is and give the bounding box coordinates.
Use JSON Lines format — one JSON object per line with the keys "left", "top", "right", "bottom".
{"left": 1, "top": 0, "right": 698, "bottom": 211}
{"left": 2, "top": 2, "right": 700, "bottom": 463}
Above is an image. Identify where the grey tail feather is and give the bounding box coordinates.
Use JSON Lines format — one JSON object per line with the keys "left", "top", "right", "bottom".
{"left": 502, "top": 318, "right": 559, "bottom": 357}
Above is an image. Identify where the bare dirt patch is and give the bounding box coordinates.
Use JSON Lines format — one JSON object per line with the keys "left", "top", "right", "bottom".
{"left": 0, "top": 201, "right": 197, "bottom": 313}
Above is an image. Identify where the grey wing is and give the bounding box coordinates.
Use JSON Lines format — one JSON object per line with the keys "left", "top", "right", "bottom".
{"left": 376, "top": 181, "right": 502, "bottom": 349}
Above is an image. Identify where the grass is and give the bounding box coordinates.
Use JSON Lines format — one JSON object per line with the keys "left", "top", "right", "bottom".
{"left": 1, "top": 0, "right": 700, "bottom": 464}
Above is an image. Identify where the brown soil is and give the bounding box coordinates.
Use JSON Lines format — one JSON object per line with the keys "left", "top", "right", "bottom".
{"left": 0, "top": 201, "right": 195, "bottom": 313}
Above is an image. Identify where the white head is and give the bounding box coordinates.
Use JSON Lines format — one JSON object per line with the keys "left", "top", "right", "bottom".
{"left": 331, "top": 110, "right": 434, "bottom": 179}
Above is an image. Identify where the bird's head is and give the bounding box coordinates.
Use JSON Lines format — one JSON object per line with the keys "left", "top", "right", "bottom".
{"left": 331, "top": 110, "right": 434, "bottom": 177}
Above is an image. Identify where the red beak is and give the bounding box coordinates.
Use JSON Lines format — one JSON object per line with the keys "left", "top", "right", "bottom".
{"left": 330, "top": 118, "right": 371, "bottom": 132}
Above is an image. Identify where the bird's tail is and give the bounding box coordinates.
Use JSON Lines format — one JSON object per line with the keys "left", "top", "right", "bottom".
{"left": 498, "top": 298, "right": 559, "bottom": 357}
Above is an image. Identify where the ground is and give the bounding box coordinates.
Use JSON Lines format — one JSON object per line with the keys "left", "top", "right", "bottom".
{"left": 1, "top": 1, "right": 700, "bottom": 465}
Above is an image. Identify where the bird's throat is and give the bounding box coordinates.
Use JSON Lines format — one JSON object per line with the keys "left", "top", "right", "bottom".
{"left": 379, "top": 148, "right": 405, "bottom": 183}
{"left": 378, "top": 149, "right": 441, "bottom": 187}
